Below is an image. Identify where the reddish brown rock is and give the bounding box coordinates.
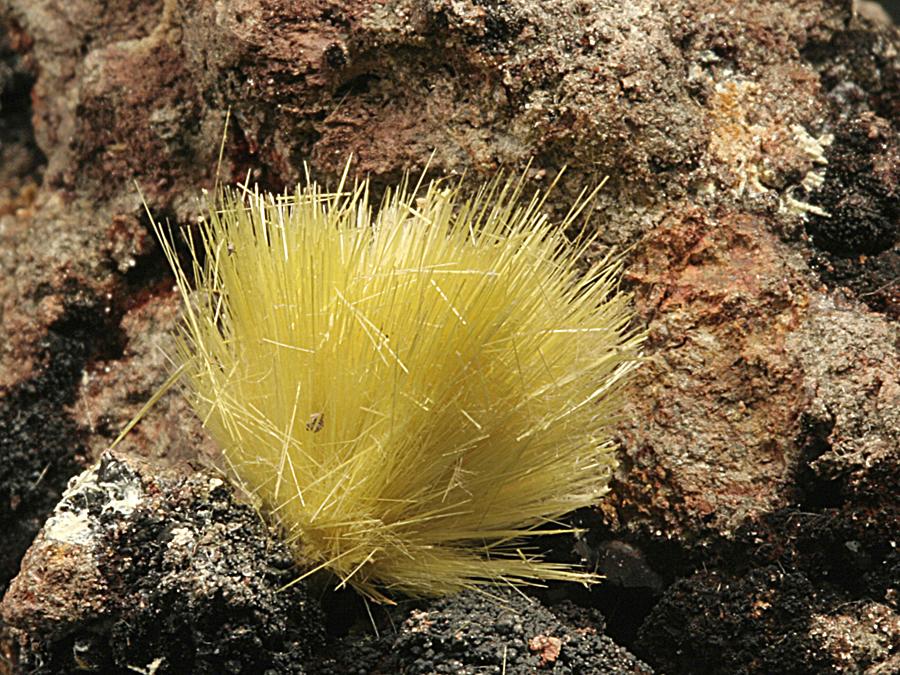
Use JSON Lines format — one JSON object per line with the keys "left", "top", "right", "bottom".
{"left": 0, "top": 1, "right": 897, "bottom": 673}
{"left": 611, "top": 208, "right": 813, "bottom": 537}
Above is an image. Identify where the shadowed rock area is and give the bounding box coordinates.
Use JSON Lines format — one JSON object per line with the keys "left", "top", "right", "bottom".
{"left": 0, "top": 1, "right": 897, "bottom": 673}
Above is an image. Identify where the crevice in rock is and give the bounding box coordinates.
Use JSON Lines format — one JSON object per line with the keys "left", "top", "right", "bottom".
{"left": 0, "top": 14, "right": 46, "bottom": 197}
{"left": 0, "top": 299, "right": 128, "bottom": 589}
{"left": 794, "top": 412, "right": 843, "bottom": 509}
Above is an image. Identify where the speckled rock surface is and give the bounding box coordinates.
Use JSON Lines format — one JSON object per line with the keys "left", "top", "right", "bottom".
{"left": 310, "top": 590, "right": 652, "bottom": 674}
{"left": 1, "top": 452, "right": 324, "bottom": 674}
{"left": 638, "top": 566, "right": 899, "bottom": 674}
{"left": 0, "top": 1, "right": 897, "bottom": 673}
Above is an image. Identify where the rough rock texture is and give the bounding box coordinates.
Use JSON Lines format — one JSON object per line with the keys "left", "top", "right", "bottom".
{"left": 638, "top": 567, "right": 899, "bottom": 674}
{"left": 0, "top": 1, "right": 897, "bottom": 673}
{"left": 0, "top": 12, "right": 40, "bottom": 204}
{"left": 310, "top": 590, "right": 652, "bottom": 674}
{"left": 1, "top": 452, "right": 324, "bottom": 674}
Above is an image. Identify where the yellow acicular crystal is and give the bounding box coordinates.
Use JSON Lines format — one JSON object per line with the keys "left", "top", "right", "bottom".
{"left": 155, "top": 172, "right": 643, "bottom": 601}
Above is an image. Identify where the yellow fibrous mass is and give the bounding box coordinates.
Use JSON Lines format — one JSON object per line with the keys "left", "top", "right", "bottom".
{"left": 156, "top": 173, "right": 643, "bottom": 600}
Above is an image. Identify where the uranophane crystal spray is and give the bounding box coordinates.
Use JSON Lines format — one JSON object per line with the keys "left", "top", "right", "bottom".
{"left": 152, "top": 170, "right": 643, "bottom": 601}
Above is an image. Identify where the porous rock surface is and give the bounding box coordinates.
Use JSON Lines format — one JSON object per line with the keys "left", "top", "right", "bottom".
{"left": 1, "top": 452, "right": 324, "bottom": 673}
{"left": 0, "top": 1, "right": 897, "bottom": 673}
{"left": 309, "top": 590, "right": 652, "bottom": 674}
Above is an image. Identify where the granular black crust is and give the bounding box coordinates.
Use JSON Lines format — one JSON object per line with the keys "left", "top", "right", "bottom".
{"left": 808, "top": 246, "right": 900, "bottom": 318}
{"left": 310, "top": 587, "right": 652, "bottom": 674}
{"left": 730, "top": 508, "right": 899, "bottom": 602}
{"left": 800, "top": 26, "right": 900, "bottom": 318}
{"left": 806, "top": 114, "right": 898, "bottom": 257}
{"left": 637, "top": 567, "right": 839, "bottom": 675}
{"left": 792, "top": 110, "right": 900, "bottom": 318}
{"left": 8, "top": 453, "right": 326, "bottom": 674}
